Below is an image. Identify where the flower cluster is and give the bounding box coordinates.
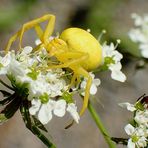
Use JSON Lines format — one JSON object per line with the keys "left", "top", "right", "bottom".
{"left": 129, "top": 13, "right": 148, "bottom": 58}
{"left": 0, "top": 47, "right": 80, "bottom": 124}
{"left": 119, "top": 97, "right": 148, "bottom": 148}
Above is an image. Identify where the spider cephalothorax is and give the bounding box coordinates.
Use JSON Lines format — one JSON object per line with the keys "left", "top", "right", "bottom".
{"left": 5, "top": 14, "right": 102, "bottom": 116}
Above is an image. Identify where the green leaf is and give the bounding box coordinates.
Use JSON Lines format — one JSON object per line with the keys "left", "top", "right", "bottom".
{"left": 0, "top": 113, "right": 8, "bottom": 124}
{"left": 111, "top": 137, "right": 128, "bottom": 145}
{"left": 0, "top": 94, "right": 15, "bottom": 106}
{"left": 1, "top": 95, "right": 21, "bottom": 119}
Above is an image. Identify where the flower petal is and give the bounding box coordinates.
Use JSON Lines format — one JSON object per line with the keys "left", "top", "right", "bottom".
{"left": 29, "top": 99, "right": 41, "bottom": 115}
{"left": 54, "top": 100, "right": 66, "bottom": 117}
{"left": 124, "top": 124, "right": 135, "bottom": 135}
{"left": 90, "top": 84, "right": 97, "bottom": 95}
{"left": 38, "top": 104, "right": 52, "bottom": 125}
{"left": 67, "top": 103, "right": 80, "bottom": 123}
{"left": 119, "top": 102, "right": 136, "bottom": 112}
{"left": 111, "top": 70, "right": 126, "bottom": 82}
{"left": 127, "top": 139, "right": 135, "bottom": 148}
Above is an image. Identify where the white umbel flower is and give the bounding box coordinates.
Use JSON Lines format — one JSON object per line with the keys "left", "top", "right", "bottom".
{"left": 102, "top": 42, "right": 126, "bottom": 82}
{"left": 129, "top": 13, "right": 148, "bottom": 58}
{"left": 125, "top": 124, "right": 147, "bottom": 148}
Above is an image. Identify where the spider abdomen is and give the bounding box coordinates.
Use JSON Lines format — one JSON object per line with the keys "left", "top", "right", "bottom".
{"left": 60, "top": 28, "right": 102, "bottom": 71}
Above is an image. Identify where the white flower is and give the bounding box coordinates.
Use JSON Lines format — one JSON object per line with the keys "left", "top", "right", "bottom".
{"left": 29, "top": 99, "right": 66, "bottom": 125}
{"left": 131, "top": 13, "right": 143, "bottom": 26}
{"left": 128, "top": 29, "right": 147, "bottom": 43}
{"left": 49, "top": 80, "right": 66, "bottom": 97}
{"left": 125, "top": 124, "right": 147, "bottom": 148}
{"left": 67, "top": 103, "right": 80, "bottom": 123}
{"left": 119, "top": 102, "right": 136, "bottom": 112}
{"left": 80, "top": 72, "right": 101, "bottom": 96}
{"left": 109, "top": 63, "right": 126, "bottom": 82}
{"left": 102, "top": 42, "right": 126, "bottom": 82}
{"left": 129, "top": 13, "right": 148, "bottom": 58}
{"left": 135, "top": 110, "right": 148, "bottom": 126}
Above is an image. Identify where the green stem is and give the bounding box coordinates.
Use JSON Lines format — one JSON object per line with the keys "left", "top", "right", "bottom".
{"left": 88, "top": 101, "right": 116, "bottom": 148}
{"left": 20, "top": 101, "right": 56, "bottom": 148}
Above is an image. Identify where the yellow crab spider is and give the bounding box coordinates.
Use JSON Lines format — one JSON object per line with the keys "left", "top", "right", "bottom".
{"left": 5, "top": 14, "right": 102, "bottom": 116}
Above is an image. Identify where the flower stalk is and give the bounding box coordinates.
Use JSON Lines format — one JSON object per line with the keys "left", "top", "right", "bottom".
{"left": 20, "top": 100, "right": 56, "bottom": 148}
{"left": 88, "top": 101, "right": 116, "bottom": 148}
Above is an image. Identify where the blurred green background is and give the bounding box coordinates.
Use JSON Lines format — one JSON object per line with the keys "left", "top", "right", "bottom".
{"left": 0, "top": 0, "right": 148, "bottom": 148}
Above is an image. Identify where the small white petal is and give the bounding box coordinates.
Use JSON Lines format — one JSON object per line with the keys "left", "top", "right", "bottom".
{"left": 90, "top": 84, "right": 97, "bottom": 95}
{"left": 93, "top": 79, "right": 101, "bottom": 86}
{"left": 134, "top": 110, "right": 148, "bottom": 125}
{"left": 109, "top": 62, "right": 122, "bottom": 71}
{"left": 67, "top": 103, "right": 80, "bottom": 123}
{"left": 22, "top": 46, "right": 33, "bottom": 54}
{"left": 111, "top": 70, "right": 126, "bottom": 82}
{"left": 128, "top": 29, "right": 146, "bottom": 43}
{"left": 141, "top": 49, "right": 148, "bottom": 58}
{"left": 119, "top": 102, "right": 136, "bottom": 112}
{"left": 1, "top": 52, "right": 11, "bottom": 66}
{"left": 127, "top": 139, "right": 136, "bottom": 148}
{"left": 38, "top": 104, "right": 53, "bottom": 125}
{"left": 53, "top": 100, "right": 66, "bottom": 117}
{"left": 124, "top": 124, "right": 135, "bottom": 135}
{"left": 29, "top": 99, "right": 41, "bottom": 115}
{"left": 137, "top": 137, "right": 147, "bottom": 147}
{"left": 131, "top": 13, "right": 143, "bottom": 26}
{"left": 35, "top": 39, "right": 41, "bottom": 45}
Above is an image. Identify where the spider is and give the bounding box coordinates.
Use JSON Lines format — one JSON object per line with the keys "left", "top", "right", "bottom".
{"left": 5, "top": 14, "right": 102, "bottom": 116}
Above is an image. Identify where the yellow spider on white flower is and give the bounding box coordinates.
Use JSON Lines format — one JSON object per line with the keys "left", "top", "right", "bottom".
{"left": 5, "top": 14, "right": 102, "bottom": 116}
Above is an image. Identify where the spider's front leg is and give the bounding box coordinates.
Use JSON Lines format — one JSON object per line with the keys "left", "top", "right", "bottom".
{"left": 47, "top": 51, "right": 92, "bottom": 115}
{"left": 5, "top": 14, "right": 55, "bottom": 53}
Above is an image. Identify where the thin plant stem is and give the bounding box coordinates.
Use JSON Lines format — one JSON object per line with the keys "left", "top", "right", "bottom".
{"left": 88, "top": 101, "right": 116, "bottom": 148}
{"left": 20, "top": 100, "right": 56, "bottom": 148}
